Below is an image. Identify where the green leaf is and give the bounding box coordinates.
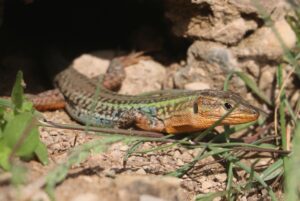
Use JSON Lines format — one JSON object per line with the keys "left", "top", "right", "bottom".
{"left": 234, "top": 71, "right": 272, "bottom": 106}
{"left": 0, "top": 105, "right": 8, "bottom": 136}
{"left": 2, "top": 112, "right": 39, "bottom": 157}
{"left": 0, "top": 140, "right": 12, "bottom": 170}
{"left": 35, "top": 142, "right": 49, "bottom": 165}
{"left": 21, "top": 101, "right": 34, "bottom": 113}
{"left": 11, "top": 71, "right": 25, "bottom": 112}
{"left": 261, "top": 159, "right": 283, "bottom": 181}
{"left": 0, "top": 98, "right": 14, "bottom": 108}
{"left": 257, "top": 143, "right": 277, "bottom": 149}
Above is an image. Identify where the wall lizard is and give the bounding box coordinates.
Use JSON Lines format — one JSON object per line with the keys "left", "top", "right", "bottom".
{"left": 32, "top": 54, "right": 259, "bottom": 134}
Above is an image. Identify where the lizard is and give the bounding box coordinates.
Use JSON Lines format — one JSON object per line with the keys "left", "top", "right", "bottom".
{"left": 31, "top": 53, "right": 260, "bottom": 134}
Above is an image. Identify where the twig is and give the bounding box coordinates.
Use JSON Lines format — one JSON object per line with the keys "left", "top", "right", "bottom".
{"left": 231, "top": 146, "right": 290, "bottom": 155}
{"left": 39, "top": 119, "right": 165, "bottom": 138}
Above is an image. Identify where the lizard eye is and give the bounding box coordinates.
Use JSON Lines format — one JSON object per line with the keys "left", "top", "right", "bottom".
{"left": 224, "top": 102, "right": 233, "bottom": 110}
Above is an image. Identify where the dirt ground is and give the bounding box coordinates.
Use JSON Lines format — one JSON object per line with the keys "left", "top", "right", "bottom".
{"left": 0, "top": 109, "right": 276, "bottom": 201}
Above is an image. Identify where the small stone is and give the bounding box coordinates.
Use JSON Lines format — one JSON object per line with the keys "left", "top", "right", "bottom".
{"left": 119, "top": 144, "right": 129, "bottom": 151}
{"left": 180, "top": 60, "right": 186, "bottom": 66}
{"left": 214, "top": 173, "right": 227, "bottom": 182}
{"left": 173, "top": 150, "right": 182, "bottom": 158}
{"left": 136, "top": 168, "right": 147, "bottom": 175}
{"left": 72, "top": 51, "right": 115, "bottom": 78}
{"left": 212, "top": 197, "right": 222, "bottom": 201}
{"left": 259, "top": 67, "right": 276, "bottom": 90}
{"left": 261, "top": 189, "right": 268, "bottom": 196}
{"left": 104, "top": 169, "right": 116, "bottom": 178}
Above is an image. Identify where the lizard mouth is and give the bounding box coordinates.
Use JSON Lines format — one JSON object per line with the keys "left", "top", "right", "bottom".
{"left": 222, "top": 113, "right": 259, "bottom": 124}
{"left": 224, "top": 105, "right": 260, "bottom": 124}
{"left": 206, "top": 106, "right": 260, "bottom": 124}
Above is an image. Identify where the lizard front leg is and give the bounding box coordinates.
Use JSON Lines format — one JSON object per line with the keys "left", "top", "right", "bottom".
{"left": 114, "top": 109, "right": 165, "bottom": 133}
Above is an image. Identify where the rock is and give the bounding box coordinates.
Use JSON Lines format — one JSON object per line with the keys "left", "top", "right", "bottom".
{"left": 200, "top": 18, "right": 257, "bottom": 44}
{"left": 136, "top": 168, "right": 147, "bottom": 175}
{"left": 166, "top": 0, "right": 296, "bottom": 102}
{"left": 186, "top": 41, "right": 237, "bottom": 72}
{"left": 119, "top": 60, "right": 166, "bottom": 95}
{"left": 72, "top": 50, "right": 115, "bottom": 78}
{"left": 115, "top": 175, "right": 185, "bottom": 201}
{"left": 165, "top": 0, "right": 291, "bottom": 44}
{"left": 233, "top": 19, "right": 296, "bottom": 60}
{"left": 174, "top": 41, "right": 244, "bottom": 91}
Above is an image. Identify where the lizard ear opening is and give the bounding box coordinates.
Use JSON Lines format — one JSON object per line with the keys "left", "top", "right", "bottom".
{"left": 193, "top": 101, "right": 198, "bottom": 114}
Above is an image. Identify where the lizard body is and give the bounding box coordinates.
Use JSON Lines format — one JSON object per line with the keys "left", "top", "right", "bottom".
{"left": 51, "top": 56, "right": 259, "bottom": 134}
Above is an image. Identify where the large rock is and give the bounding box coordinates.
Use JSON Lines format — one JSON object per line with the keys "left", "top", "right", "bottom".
{"left": 167, "top": 0, "right": 297, "bottom": 100}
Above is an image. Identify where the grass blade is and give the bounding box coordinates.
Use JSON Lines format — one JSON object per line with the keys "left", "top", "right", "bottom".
{"left": 285, "top": 121, "right": 300, "bottom": 201}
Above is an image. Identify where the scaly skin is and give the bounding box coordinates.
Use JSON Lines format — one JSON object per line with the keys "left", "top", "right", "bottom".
{"left": 52, "top": 56, "right": 259, "bottom": 134}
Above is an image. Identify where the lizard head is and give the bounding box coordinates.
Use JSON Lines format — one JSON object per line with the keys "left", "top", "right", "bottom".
{"left": 194, "top": 90, "right": 260, "bottom": 126}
